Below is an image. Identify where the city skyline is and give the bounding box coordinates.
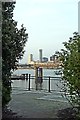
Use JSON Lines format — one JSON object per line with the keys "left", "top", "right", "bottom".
{"left": 28, "top": 49, "right": 59, "bottom": 63}
{"left": 13, "top": 0, "right": 79, "bottom": 63}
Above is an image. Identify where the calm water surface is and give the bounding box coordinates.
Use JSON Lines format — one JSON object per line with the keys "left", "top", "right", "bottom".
{"left": 11, "top": 69, "right": 63, "bottom": 92}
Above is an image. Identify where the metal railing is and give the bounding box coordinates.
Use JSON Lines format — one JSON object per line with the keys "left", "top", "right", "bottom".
{"left": 26, "top": 74, "right": 62, "bottom": 92}
{"left": 11, "top": 73, "right": 63, "bottom": 92}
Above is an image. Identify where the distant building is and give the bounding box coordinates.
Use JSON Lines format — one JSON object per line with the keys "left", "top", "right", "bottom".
{"left": 78, "top": 1, "right": 80, "bottom": 34}
{"left": 42, "top": 57, "right": 48, "bottom": 62}
{"left": 50, "top": 55, "right": 55, "bottom": 61}
{"left": 28, "top": 54, "right": 33, "bottom": 63}
{"left": 50, "top": 55, "right": 59, "bottom": 62}
{"left": 39, "top": 49, "right": 42, "bottom": 62}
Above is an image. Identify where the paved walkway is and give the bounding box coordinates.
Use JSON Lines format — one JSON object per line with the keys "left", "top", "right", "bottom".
{"left": 0, "top": 92, "right": 2, "bottom": 120}
{"left": 8, "top": 89, "right": 71, "bottom": 118}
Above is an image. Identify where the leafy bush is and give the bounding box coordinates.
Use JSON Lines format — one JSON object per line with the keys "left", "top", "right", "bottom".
{"left": 56, "top": 32, "right": 80, "bottom": 117}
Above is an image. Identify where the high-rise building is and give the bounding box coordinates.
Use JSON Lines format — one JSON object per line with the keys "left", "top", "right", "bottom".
{"left": 28, "top": 54, "right": 33, "bottom": 63}
{"left": 78, "top": 1, "right": 80, "bottom": 34}
{"left": 39, "top": 49, "right": 42, "bottom": 62}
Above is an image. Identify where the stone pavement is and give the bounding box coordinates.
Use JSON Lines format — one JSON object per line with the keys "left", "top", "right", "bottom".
{"left": 7, "top": 89, "right": 72, "bottom": 118}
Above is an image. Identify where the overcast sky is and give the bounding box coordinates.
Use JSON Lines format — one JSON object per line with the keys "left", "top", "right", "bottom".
{"left": 13, "top": 0, "right": 79, "bottom": 63}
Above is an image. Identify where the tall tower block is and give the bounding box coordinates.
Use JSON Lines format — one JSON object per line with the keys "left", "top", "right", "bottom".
{"left": 78, "top": 1, "right": 80, "bottom": 34}
{"left": 28, "top": 54, "right": 33, "bottom": 64}
{"left": 39, "top": 49, "right": 42, "bottom": 62}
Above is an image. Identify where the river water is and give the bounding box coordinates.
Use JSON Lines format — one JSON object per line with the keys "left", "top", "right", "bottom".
{"left": 11, "top": 69, "right": 64, "bottom": 92}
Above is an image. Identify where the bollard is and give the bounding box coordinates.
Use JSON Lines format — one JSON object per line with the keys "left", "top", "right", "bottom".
{"left": 48, "top": 76, "right": 51, "bottom": 92}
{"left": 28, "top": 74, "right": 30, "bottom": 91}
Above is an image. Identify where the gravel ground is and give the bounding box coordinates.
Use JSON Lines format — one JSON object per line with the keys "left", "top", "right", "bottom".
{"left": 2, "top": 90, "right": 77, "bottom": 119}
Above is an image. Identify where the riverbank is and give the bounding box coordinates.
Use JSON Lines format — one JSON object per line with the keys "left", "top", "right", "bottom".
{"left": 2, "top": 89, "right": 77, "bottom": 119}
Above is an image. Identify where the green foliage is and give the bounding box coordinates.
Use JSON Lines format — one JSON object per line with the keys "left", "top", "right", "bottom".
{"left": 2, "top": 2, "right": 28, "bottom": 106}
{"left": 56, "top": 32, "right": 80, "bottom": 117}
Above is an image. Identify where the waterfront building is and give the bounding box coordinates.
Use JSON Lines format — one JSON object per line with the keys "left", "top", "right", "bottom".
{"left": 39, "top": 49, "right": 42, "bottom": 62}
{"left": 42, "top": 57, "right": 48, "bottom": 62}
{"left": 78, "top": 1, "right": 80, "bottom": 34}
{"left": 50, "top": 55, "right": 59, "bottom": 62}
{"left": 50, "top": 55, "right": 55, "bottom": 61}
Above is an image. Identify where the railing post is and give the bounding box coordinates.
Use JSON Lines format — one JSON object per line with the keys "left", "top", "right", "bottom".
{"left": 28, "top": 74, "right": 30, "bottom": 91}
{"left": 48, "top": 76, "right": 51, "bottom": 92}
